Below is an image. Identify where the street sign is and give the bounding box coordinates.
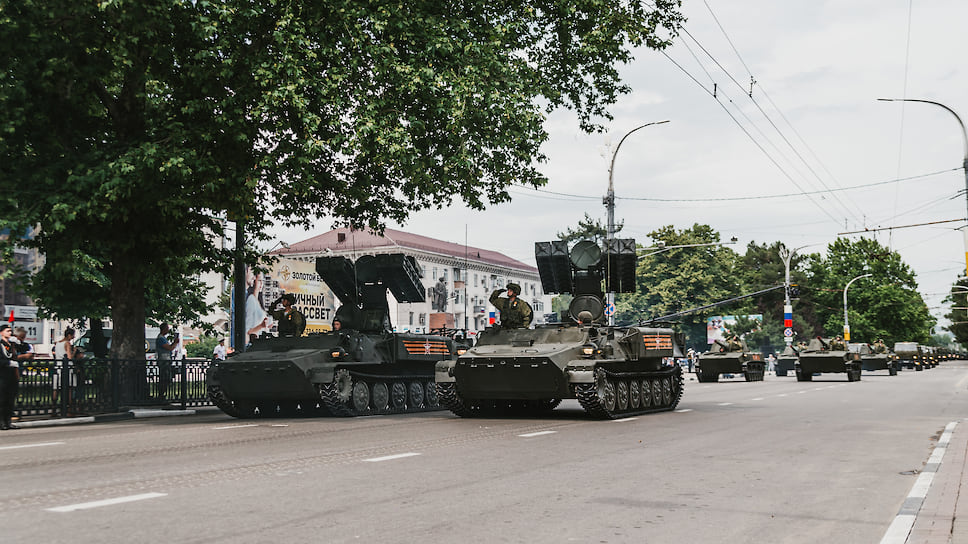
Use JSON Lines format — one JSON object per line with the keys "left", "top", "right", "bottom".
{"left": 604, "top": 303, "right": 616, "bottom": 317}
{"left": 783, "top": 328, "right": 793, "bottom": 337}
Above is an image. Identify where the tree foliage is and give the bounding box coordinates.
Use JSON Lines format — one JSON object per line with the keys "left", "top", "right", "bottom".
{"left": 0, "top": 0, "right": 684, "bottom": 357}
{"left": 944, "top": 277, "right": 968, "bottom": 348}
{"left": 556, "top": 213, "right": 622, "bottom": 245}
{"left": 805, "top": 237, "right": 933, "bottom": 345}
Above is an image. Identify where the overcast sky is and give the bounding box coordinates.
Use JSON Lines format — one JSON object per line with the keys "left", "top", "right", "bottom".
{"left": 270, "top": 0, "right": 968, "bottom": 330}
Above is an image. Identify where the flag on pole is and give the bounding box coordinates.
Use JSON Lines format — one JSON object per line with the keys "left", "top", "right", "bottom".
{"left": 7, "top": 310, "right": 13, "bottom": 323}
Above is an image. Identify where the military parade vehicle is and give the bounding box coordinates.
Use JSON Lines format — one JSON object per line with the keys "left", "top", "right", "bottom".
{"left": 893, "top": 342, "right": 923, "bottom": 371}
{"left": 854, "top": 342, "right": 898, "bottom": 376}
{"left": 695, "top": 338, "right": 765, "bottom": 382}
{"left": 436, "top": 238, "right": 685, "bottom": 419}
{"left": 774, "top": 345, "right": 799, "bottom": 377}
{"left": 795, "top": 337, "right": 862, "bottom": 381}
{"left": 207, "top": 253, "right": 456, "bottom": 418}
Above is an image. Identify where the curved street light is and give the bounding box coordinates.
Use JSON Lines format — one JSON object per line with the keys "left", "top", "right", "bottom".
{"left": 843, "top": 273, "right": 873, "bottom": 341}
{"left": 604, "top": 120, "right": 671, "bottom": 325}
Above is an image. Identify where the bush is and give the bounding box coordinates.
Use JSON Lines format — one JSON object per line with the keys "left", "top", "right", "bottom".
{"left": 187, "top": 336, "right": 221, "bottom": 359}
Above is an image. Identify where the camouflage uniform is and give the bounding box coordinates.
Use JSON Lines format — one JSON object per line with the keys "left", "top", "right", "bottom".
{"left": 829, "top": 337, "right": 846, "bottom": 351}
{"left": 489, "top": 284, "right": 533, "bottom": 329}
{"left": 727, "top": 336, "right": 743, "bottom": 352}
{"left": 872, "top": 339, "right": 887, "bottom": 354}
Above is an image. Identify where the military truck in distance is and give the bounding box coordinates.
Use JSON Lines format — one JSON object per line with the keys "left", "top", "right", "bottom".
{"left": 774, "top": 345, "right": 798, "bottom": 377}
{"left": 695, "top": 338, "right": 765, "bottom": 382}
{"left": 207, "top": 253, "right": 456, "bottom": 418}
{"left": 852, "top": 343, "right": 898, "bottom": 376}
{"left": 795, "top": 337, "right": 862, "bottom": 382}
{"left": 894, "top": 342, "right": 923, "bottom": 371}
{"left": 436, "top": 239, "right": 685, "bottom": 419}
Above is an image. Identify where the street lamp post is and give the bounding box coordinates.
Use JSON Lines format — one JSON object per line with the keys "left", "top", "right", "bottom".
{"left": 843, "top": 273, "right": 872, "bottom": 341}
{"left": 878, "top": 98, "right": 968, "bottom": 273}
{"left": 604, "top": 120, "right": 670, "bottom": 325}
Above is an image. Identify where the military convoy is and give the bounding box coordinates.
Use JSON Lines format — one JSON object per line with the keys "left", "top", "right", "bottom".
{"left": 795, "top": 337, "right": 862, "bottom": 381}
{"left": 854, "top": 342, "right": 898, "bottom": 376}
{"left": 695, "top": 338, "right": 765, "bottom": 382}
{"left": 893, "top": 342, "right": 924, "bottom": 371}
{"left": 774, "top": 345, "right": 799, "bottom": 377}
{"left": 206, "top": 253, "right": 457, "bottom": 418}
{"left": 435, "top": 239, "right": 685, "bottom": 419}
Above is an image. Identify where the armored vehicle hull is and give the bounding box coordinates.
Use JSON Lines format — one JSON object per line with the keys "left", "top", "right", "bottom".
{"left": 894, "top": 342, "right": 923, "bottom": 371}
{"left": 795, "top": 338, "right": 861, "bottom": 382}
{"left": 860, "top": 354, "right": 897, "bottom": 375}
{"left": 695, "top": 340, "right": 765, "bottom": 382}
{"left": 774, "top": 346, "right": 798, "bottom": 377}
{"left": 208, "top": 331, "right": 454, "bottom": 417}
{"left": 437, "top": 324, "right": 684, "bottom": 419}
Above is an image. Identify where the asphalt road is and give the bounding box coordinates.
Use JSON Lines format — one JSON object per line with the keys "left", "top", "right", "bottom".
{"left": 2, "top": 363, "right": 966, "bottom": 543}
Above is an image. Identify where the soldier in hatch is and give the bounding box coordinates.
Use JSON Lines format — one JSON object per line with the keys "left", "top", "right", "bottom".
{"left": 872, "top": 338, "right": 887, "bottom": 354}
{"left": 489, "top": 282, "right": 533, "bottom": 329}
{"left": 727, "top": 334, "right": 743, "bottom": 352}
{"left": 270, "top": 293, "right": 306, "bottom": 337}
{"left": 829, "top": 336, "right": 846, "bottom": 351}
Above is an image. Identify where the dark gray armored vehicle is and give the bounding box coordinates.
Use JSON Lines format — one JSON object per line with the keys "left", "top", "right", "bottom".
{"left": 695, "top": 338, "right": 765, "bottom": 382}
{"left": 774, "top": 345, "right": 798, "bottom": 377}
{"left": 854, "top": 342, "right": 898, "bottom": 376}
{"left": 436, "top": 239, "right": 685, "bottom": 419}
{"left": 207, "top": 253, "right": 455, "bottom": 418}
{"left": 795, "top": 337, "right": 862, "bottom": 382}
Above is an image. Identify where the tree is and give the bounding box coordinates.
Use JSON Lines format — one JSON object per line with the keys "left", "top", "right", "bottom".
{"left": 806, "top": 238, "right": 934, "bottom": 345}
{"left": 944, "top": 277, "right": 968, "bottom": 348}
{"left": 616, "top": 224, "right": 741, "bottom": 350}
{"left": 0, "top": 1, "right": 685, "bottom": 358}
{"left": 557, "top": 213, "right": 623, "bottom": 245}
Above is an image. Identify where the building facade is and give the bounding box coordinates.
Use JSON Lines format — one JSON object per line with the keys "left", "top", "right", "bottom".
{"left": 274, "top": 228, "right": 553, "bottom": 337}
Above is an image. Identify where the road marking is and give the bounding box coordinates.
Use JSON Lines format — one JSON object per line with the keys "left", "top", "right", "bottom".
{"left": 612, "top": 418, "right": 638, "bottom": 423}
{"left": 675, "top": 409, "right": 692, "bottom": 413}
{"left": 270, "top": 424, "right": 289, "bottom": 427}
{"left": 717, "top": 402, "right": 733, "bottom": 406}
{"left": 213, "top": 424, "right": 259, "bottom": 430}
{"left": 518, "top": 431, "right": 557, "bottom": 438}
{"left": 797, "top": 390, "right": 806, "bottom": 394}
{"left": 880, "top": 421, "right": 958, "bottom": 544}
{"left": 777, "top": 394, "right": 788, "bottom": 397}
{"left": 751, "top": 397, "right": 764, "bottom": 401}
{"left": 364, "top": 452, "right": 421, "bottom": 462}
{"left": 46, "top": 492, "right": 167, "bottom": 513}
{"left": 0, "top": 441, "right": 65, "bottom": 451}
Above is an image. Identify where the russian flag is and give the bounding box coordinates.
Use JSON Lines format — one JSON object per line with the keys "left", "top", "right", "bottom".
{"left": 488, "top": 311, "right": 496, "bottom": 324}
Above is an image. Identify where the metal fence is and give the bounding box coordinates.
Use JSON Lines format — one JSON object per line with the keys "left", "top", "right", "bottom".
{"left": 16, "top": 358, "right": 214, "bottom": 418}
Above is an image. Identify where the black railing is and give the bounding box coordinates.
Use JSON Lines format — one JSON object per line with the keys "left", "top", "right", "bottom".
{"left": 16, "top": 358, "right": 214, "bottom": 418}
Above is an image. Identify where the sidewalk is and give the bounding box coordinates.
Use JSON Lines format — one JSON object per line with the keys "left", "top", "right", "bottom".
{"left": 889, "top": 420, "right": 968, "bottom": 543}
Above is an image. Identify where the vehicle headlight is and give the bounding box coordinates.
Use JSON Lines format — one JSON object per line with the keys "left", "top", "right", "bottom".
{"left": 581, "top": 344, "right": 597, "bottom": 358}
{"left": 457, "top": 348, "right": 467, "bottom": 356}
{"left": 330, "top": 347, "right": 348, "bottom": 360}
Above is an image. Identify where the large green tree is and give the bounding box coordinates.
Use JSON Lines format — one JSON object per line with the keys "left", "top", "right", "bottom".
{"left": 944, "top": 277, "right": 968, "bottom": 348}
{"left": 616, "top": 224, "right": 741, "bottom": 350}
{"left": 0, "top": 0, "right": 684, "bottom": 357}
{"left": 805, "top": 237, "right": 934, "bottom": 345}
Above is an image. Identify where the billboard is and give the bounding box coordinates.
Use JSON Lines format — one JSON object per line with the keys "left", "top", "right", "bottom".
{"left": 263, "top": 258, "right": 337, "bottom": 334}
{"left": 706, "top": 314, "right": 763, "bottom": 345}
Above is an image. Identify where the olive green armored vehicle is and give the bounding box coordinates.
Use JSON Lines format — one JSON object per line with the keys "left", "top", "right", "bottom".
{"left": 774, "top": 345, "right": 798, "bottom": 377}
{"left": 854, "top": 342, "right": 898, "bottom": 376}
{"left": 893, "top": 342, "right": 923, "bottom": 371}
{"left": 207, "top": 253, "right": 456, "bottom": 418}
{"left": 795, "top": 337, "right": 862, "bottom": 382}
{"left": 436, "top": 239, "right": 685, "bottom": 419}
{"left": 695, "top": 338, "right": 765, "bottom": 382}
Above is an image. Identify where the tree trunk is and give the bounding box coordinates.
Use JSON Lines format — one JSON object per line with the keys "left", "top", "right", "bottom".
{"left": 110, "top": 254, "right": 147, "bottom": 360}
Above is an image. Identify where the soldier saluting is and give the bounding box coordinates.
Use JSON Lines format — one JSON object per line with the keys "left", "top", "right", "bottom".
{"left": 489, "top": 282, "right": 533, "bottom": 329}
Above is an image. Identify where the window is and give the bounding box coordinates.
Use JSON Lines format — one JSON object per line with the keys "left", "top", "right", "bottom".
{"left": 432, "top": 267, "right": 438, "bottom": 281}
{"left": 409, "top": 312, "right": 414, "bottom": 325}
{"left": 443, "top": 269, "right": 449, "bottom": 282}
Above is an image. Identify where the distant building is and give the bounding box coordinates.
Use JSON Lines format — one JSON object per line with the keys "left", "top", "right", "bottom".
{"left": 274, "top": 227, "right": 552, "bottom": 336}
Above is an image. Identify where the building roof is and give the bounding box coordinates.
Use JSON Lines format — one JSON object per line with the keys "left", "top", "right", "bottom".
{"left": 276, "top": 227, "right": 537, "bottom": 273}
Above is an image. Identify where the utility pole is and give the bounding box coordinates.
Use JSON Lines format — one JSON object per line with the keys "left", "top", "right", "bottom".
{"left": 843, "top": 274, "right": 872, "bottom": 341}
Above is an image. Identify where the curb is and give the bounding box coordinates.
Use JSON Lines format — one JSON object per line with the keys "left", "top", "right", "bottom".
{"left": 15, "top": 408, "right": 196, "bottom": 428}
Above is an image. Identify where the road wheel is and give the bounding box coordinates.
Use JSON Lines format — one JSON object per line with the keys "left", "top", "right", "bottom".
{"left": 408, "top": 381, "right": 425, "bottom": 409}
{"left": 425, "top": 381, "right": 439, "bottom": 407}
{"left": 391, "top": 382, "right": 408, "bottom": 409}
{"left": 661, "top": 377, "right": 673, "bottom": 405}
{"left": 651, "top": 378, "right": 663, "bottom": 406}
{"left": 629, "top": 380, "right": 641, "bottom": 409}
{"left": 352, "top": 380, "right": 370, "bottom": 413}
{"left": 640, "top": 379, "right": 652, "bottom": 407}
{"left": 616, "top": 380, "right": 629, "bottom": 410}
{"left": 371, "top": 382, "right": 389, "bottom": 413}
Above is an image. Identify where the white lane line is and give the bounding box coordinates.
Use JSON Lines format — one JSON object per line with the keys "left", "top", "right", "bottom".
{"left": 717, "top": 402, "right": 733, "bottom": 406}
{"left": 797, "top": 390, "right": 806, "bottom": 394}
{"left": 364, "top": 452, "right": 421, "bottom": 462}
{"left": 0, "top": 441, "right": 65, "bottom": 451}
{"left": 777, "top": 394, "right": 788, "bottom": 397}
{"left": 612, "top": 418, "right": 638, "bottom": 423}
{"left": 675, "top": 409, "right": 692, "bottom": 413}
{"left": 47, "top": 492, "right": 167, "bottom": 513}
{"left": 213, "top": 424, "right": 259, "bottom": 430}
{"left": 270, "top": 424, "right": 289, "bottom": 427}
{"left": 751, "top": 397, "right": 764, "bottom": 401}
{"left": 518, "top": 431, "right": 557, "bottom": 438}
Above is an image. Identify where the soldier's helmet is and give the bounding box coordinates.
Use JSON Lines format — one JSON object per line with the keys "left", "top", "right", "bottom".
{"left": 507, "top": 282, "right": 521, "bottom": 295}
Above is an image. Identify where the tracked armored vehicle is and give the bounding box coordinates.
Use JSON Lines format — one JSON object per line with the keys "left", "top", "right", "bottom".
{"left": 855, "top": 342, "right": 898, "bottom": 376}
{"left": 207, "top": 253, "right": 455, "bottom": 418}
{"left": 436, "top": 239, "right": 685, "bottom": 419}
{"left": 894, "top": 342, "right": 923, "bottom": 371}
{"left": 795, "top": 337, "right": 861, "bottom": 382}
{"left": 774, "top": 345, "right": 798, "bottom": 377}
{"left": 695, "top": 338, "right": 765, "bottom": 382}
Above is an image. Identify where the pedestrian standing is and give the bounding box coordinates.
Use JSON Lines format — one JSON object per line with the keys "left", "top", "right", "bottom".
{"left": 8, "top": 327, "right": 33, "bottom": 425}
{"left": 53, "top": 327, "right": 81, "bottom": 413}
{"left": 213, "top": 338, "right": 227, "bottom": 361}
{"left": 155, "top": 323, "right": 178, "bottom": 401}
{"left": 0, "top": 324, "right": 20, "bottom": 429}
